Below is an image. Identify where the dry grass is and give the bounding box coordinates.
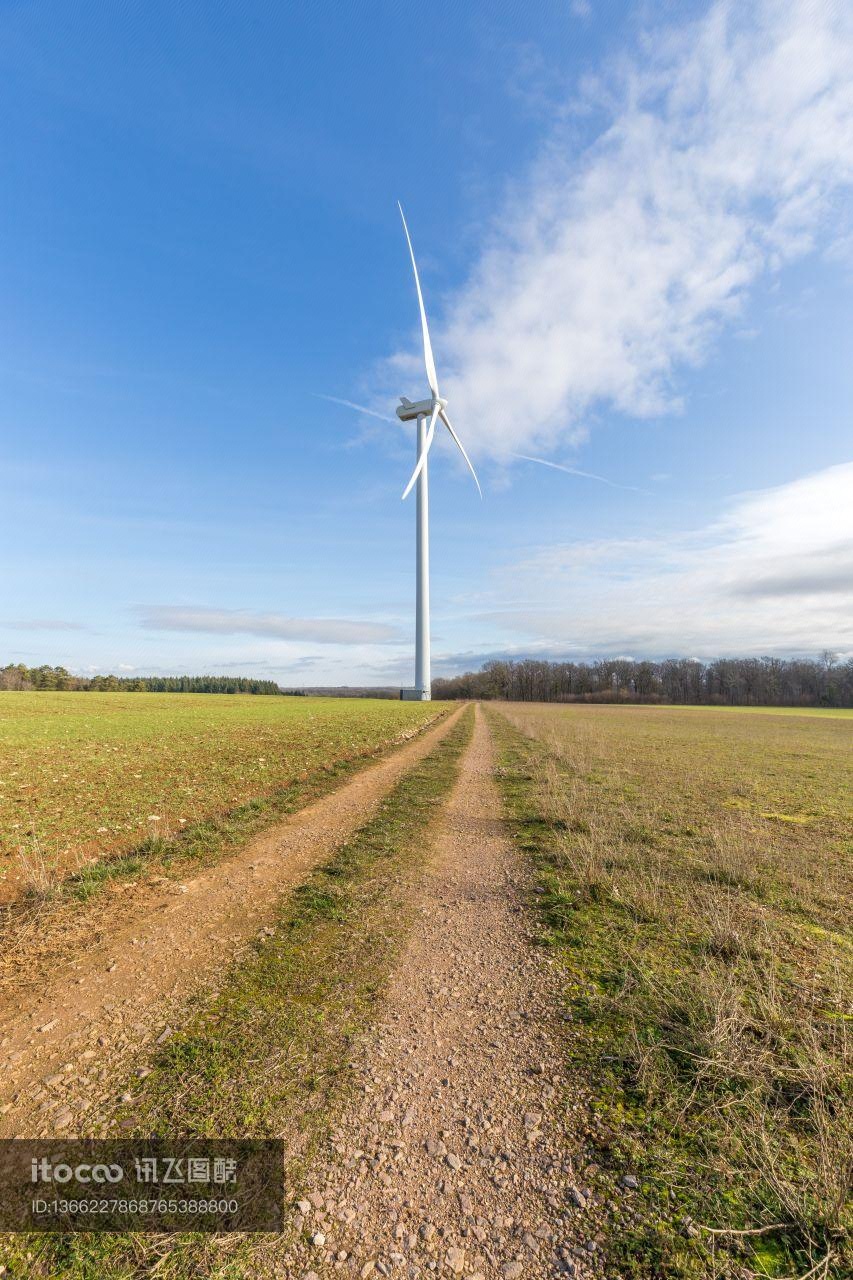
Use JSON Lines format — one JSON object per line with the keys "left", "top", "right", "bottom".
{"left": 489, "top": 702, "right": 852, "bottom": 1279}
{"left": 14, "top": 834, "right": 58, "bottom": 897}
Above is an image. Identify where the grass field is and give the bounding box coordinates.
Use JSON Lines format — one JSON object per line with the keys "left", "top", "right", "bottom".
{"left": 0, "top": 697, "right": 849, "bottom": 1278}
{"left": 2, "top": 708, "right": 475, "bottom": 1280}
{"left": 0, "top": 693, "right": 445, "bottom": 900}
{"left": 594, "top": 704, "right": 853, "bottom": 719}
{"left": 488, "top": 702, "right": 852, "bottom": 1279}
{"left": 571, "top": 704, "right": 853, "bottom": 719}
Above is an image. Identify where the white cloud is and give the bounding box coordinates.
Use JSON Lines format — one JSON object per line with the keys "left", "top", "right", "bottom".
{"left": 138, "top": 606, "right": 401, "bottom": 645}
{"left": 482, "top": 462, "right": 853, "bottom": 657}
{"left": 392, "top": 0, "right": 853, "bottom": 461}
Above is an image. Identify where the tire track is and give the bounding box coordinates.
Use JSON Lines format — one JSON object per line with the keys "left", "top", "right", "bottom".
{"left": 0, "top": 706, "right": 465, "bottom": 1138}
{"left": 276, "top": 706, "right": 604, "bottom": 1280}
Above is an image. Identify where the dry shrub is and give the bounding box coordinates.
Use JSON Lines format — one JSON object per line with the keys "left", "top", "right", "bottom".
{"left": 16, "top": 835, "right": 57, "bottom": 898}
{"left": 701, "top": 821, "right": 767, "bottom": 896}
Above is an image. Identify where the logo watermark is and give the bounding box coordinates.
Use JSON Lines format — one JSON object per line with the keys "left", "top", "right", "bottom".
{"left": 0, "top": 1139, "right": 283, "bottom": 1232}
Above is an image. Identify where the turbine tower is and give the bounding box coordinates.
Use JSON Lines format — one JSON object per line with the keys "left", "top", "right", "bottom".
{"left": 396, "top": 204, "right": 481, "bottom": 701}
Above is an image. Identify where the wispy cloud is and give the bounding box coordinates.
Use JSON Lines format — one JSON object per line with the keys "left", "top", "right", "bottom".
{"left": 390, "top": 0, "right": 853, "bottom": 462}
{"left": 316, "top": 394, "right": 397, "bottom": 425}
{"left": 3, "top": 618, "right": 84, "bottom": 631}
{"left": 480, "top": 462, "right": 853, "bottom": 657}
{"left": 510, "top": 453, "right": 648, "bottom": 493}
{"left": 138, "top": 606, "right": 401, "bottom": 645}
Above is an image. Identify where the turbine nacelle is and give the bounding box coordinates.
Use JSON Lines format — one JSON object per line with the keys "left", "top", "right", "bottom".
{"left": 396, "top": 396, "right": 446, "bottom": 422}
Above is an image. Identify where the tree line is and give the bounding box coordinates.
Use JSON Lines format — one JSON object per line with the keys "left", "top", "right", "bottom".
{"left": 0, "top": 664, "right": 283, "bottom": 695}
{"left": 432, "top": 654, "right": 853, "bottom": 707}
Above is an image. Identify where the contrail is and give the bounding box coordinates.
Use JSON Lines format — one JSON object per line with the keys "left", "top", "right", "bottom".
{"left": 510, "top": 453, "right": 648, "bottom": 494}
{"left": 316, "top": 394, "right": 397, "bottom": 424}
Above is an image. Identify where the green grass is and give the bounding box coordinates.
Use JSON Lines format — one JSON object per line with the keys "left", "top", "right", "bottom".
{"left": 487, "top": 702, "right": 851, "bottom": 1280}
{"left": 0, "top": 692, "right": 447, "bottom": 899}
{"left": 1, "top": 702, "right": 454, "bottom": 1000}
{"left": 30, "top": 741, "right": 418, "bottom": 905}
{"left": 1, "top": 706, "right": 475, "bottom": 1280}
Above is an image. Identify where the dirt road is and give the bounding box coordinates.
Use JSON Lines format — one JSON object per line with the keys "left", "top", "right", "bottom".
{"left": 275, "top": 707, "right": 603, "bottom": 1280}
{"left": 0, "top": 707, "right": 464, "bottom": 1139}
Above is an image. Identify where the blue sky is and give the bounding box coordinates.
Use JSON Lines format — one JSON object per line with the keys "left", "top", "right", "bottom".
{"left": 2, "top": 0, "right": 852, "bottom": 685}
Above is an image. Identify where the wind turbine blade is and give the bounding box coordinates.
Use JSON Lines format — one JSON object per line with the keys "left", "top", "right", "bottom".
{"left": 439, "top": 408, "right": 482, "bottom": 498}
{"left": 401, "top": 403, "right": 440, "bottom": 501}
{"left": 398, "top": 202, "right": 440, "bottom": 399}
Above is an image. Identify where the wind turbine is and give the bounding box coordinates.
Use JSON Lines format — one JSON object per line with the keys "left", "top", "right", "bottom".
{"left": 396, "top": 203, "right": 481, "bottom": 701}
